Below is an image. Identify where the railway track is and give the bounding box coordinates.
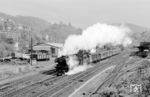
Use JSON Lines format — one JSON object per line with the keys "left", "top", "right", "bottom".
{"left": 0, "top": 70, "right": 57, "bottom": 97}
{"left": 0, "top": 51, "right": 129, "bottom": 97}
{"left": 27, "top": 52, "right": 128, "bottom": 97}
{"left": 31, "top": 63, "right": 110, "bottom": 97}
{"left": 10, "top": 65, "right": 104, "bottom": 97}
{"left": 4, "top": 76, "right": 63, "bottom": 97}
{"left": 0, "top": 69, "right": 55, "bottom": 92}
{"left": 52, "top": 52, "right": 131, "bottom": 97}
{"left": 0, "top": 74, "right": 45, "bottom": 93}
{"left": 50, "top": 66, "right": 111, "bottom": 97}
{"left": 2, "top": 53, "right": 117, "bottom": 97}
{"left": 88, "top": 56, "right": 141, "bottom": 97}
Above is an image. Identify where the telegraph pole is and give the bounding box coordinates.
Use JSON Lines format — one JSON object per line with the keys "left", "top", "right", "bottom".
{"left": 30, "top": 37, "right": 33, "bottom": 66}
{"left": 29, "top": 27, "right": 33, "bottom": 66}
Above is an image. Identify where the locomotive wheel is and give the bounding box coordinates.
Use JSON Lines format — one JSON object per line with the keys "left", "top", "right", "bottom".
{"left": 64, "top": 67, "right": 69, "bottom": 72}
{"left": 56, "top": 70, "right": 63, "bottom": 76}
{"left": 56, "top": 72, "right": 62, "bottom": 76}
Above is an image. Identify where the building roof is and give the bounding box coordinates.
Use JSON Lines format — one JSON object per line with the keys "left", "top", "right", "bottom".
{"left": 33, "top": 42, "right": 64, "bottom": 51}
{"left": 45, "top": 42, "right": 63, "bottom": 48}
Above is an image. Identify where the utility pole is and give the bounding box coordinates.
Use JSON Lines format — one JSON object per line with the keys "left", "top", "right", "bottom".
{"left": 30, "top": 37, "right": 33, "bottom": 66}
{"left": 29, "top": 27, "right": 33, "bottom": 66}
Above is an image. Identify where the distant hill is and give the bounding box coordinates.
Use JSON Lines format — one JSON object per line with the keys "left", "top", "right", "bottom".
{"left": 112, "top": 23, "right": 150, "bottom": 46}
{"left": 124, "top": 23, "right": 149, "bottom": 33}
{"left": 124, "top": 23, "right": 150, "bottom": 45}
{"left": 14, "top": 16, "right": 51, "bottom": 31}
{"left": 0, "top": 12, "right": 82, "bottom": 43}
{"left": 112, "top": 23, "right": 148, "bottom": 32}
{"left": 42, "top": 23, "right": 81, "bottom": 43}
{"left": 0, "top": 12, "right": 51, "bottom": 31}
{"left": 1, "top": 12, "right": 150, "bottom": 45}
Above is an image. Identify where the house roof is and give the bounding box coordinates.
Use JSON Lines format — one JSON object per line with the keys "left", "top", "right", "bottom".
{"left": 44, "top": 42, "right": 63, "bottom": 48}
{"left": 33, "top": 42, "right": 64, "bottom": 51}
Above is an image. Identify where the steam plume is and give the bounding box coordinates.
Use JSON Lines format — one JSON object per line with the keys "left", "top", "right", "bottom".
{"left": 62, "top": 23, "right": 132, "bottom": 75}
{"left": 62, "top": 23, "right": 131, "bottom": 55}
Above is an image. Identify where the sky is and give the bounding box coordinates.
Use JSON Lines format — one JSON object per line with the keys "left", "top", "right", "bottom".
{"left": 0, "top": 0, "right": 149, "bottom": 28}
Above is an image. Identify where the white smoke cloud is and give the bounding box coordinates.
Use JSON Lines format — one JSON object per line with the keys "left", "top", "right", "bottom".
{"left": 62, "top": 23, "right": 132, "bottom": 75}
{"left": 66, "top": 55, "right": 79, "bottom": 70}
{"left": 66, "top": 64, "right": 92, "bottom": 75}
{"left": 61, "top": 23, "right": 132, "bottom": 55}
{"left": 66, "top": 55, "right": 92, "bottom": 75}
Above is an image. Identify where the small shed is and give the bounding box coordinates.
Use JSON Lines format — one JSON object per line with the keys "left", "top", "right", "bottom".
{"left": 33, "top": 42, "right": 63, "bottom": 57}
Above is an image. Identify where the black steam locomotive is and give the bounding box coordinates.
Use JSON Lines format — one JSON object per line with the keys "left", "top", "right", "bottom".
{"left": 54, "top": 56, "right": 69, "bottom": 76}
{"left": 54, "top": 48, "right": 121, "bottom": 76}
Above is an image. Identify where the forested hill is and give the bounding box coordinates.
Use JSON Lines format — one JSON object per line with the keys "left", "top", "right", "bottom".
{"left": 0, "top": 12, "right": 82, "bottom": 43}
{"left": 0, "top": 12, "right": 82, "bottom": 57}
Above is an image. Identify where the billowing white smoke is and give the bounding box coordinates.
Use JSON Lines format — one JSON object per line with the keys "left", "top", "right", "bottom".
{"left": 66, "top": 55, "right": 92, "bottom": 75}
{"left": 62, "top": 23, "right": 132, "bottom": 75}
{"left": 66, "top": 55, "right": 79, "bottom": 70}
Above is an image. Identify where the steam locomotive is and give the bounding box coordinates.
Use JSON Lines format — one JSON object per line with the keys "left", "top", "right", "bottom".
{"left": 55, "top": 47, "right": 121, "bottom": 76}
{"left": 55, "top": 56, "right": 69, "bottom": 76}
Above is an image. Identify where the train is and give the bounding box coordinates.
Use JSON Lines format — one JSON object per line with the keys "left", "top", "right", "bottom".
{"left": 55, "top": 47, "right": 121, "bottom": 76}
{"left": 133, "top": 42, "right": 150, "bottom": 58}
{"left": 136, "top": 42, "right": 150, "bottom": 52}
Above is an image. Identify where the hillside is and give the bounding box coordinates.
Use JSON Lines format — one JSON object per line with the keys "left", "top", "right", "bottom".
{"left": 1, "top": 12, "right": 150, "bottom": 47}
{"left": 0, "top": 12, "right": 82, "bottom": 57}
{"left": 42, "top": 23, "right": 81, "bottom": 43}
{"left": 124, "top": 23, "right": 149, "bottom": 33}
{"left": 125, "top": 23, "right": 150, "bottom": 46}
{"left": 0, "top": 12, "right": 82, "bottom": 43}
{"left": 112, "top": 23, "right": 150, "bottom": 46}
{"left": 14, "top": 16, "right": 51, "bottom": 31}
{"left": 0, "top": 12, "right": 51, "bottom": 31}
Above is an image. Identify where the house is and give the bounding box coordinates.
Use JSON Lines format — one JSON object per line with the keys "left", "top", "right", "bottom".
{"left": 33, "top": 42, "right": 63, "bottom": 57}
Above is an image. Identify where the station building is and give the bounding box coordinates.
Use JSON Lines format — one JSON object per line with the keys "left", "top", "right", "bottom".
{"left": 33, "top": 42, "right": 63, "bottom": 57}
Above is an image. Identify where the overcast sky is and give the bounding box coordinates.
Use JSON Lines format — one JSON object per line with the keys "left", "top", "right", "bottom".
{"left": 0, "top": 0, "right": 149, "bottom": 28}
